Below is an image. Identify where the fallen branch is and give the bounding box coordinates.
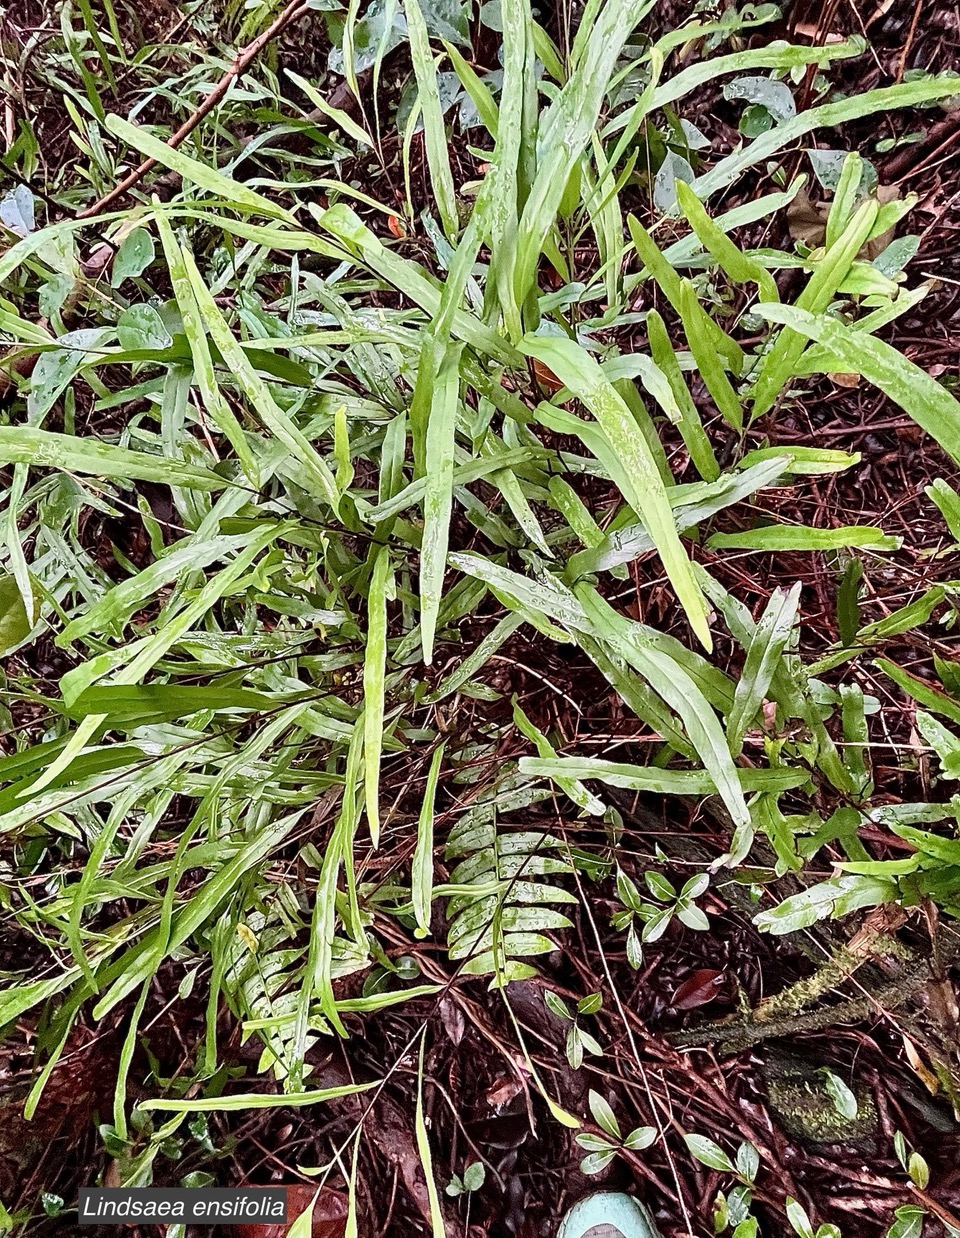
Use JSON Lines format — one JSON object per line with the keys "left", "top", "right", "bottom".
{"left": 669, "top": 968, "right": 931, "bottom": 1052}
{"left": 77, "top": 0, "right": 309, "bottom": 219}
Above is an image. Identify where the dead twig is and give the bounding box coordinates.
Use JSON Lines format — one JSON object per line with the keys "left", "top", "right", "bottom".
{"left": 77, "top": 0, "right": 309, "bottom": 219}
{"left": 895, "top": 0, "right": 925, "bottom": 84}
{"left": 908, "top": 1184, "right": 960, "bottom": 1232}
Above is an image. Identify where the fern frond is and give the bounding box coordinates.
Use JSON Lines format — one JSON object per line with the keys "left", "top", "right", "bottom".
{"left": 444, "top": 775, "right": 579, "bottom": 985}
{"left": 219, "top": 910, "right": 368, "bottom": 1083}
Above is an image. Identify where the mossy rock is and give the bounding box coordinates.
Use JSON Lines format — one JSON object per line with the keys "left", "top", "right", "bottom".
{"left": 762, "top": 1051, "right": 879, "bottom": 1144}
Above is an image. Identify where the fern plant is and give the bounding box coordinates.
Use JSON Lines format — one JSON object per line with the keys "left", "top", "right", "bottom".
{"left": 3, "top": 0, "right": 960, "bottom": 1142}
{"left": 443, "top": 771, "right": 582, "bottom": 984}
{"left": 218, "top": 909, "right": 369, "bottom": 1082}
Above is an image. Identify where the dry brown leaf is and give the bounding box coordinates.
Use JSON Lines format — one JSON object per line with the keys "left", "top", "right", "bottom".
{"left": 863, "top": 183, "right": 902, "bottom": 260}
{"left": 439, "top": 995, "right": 465, "bottom": 1045}
{"left": 671, "top": 969, "right": 725, "bottom": 1010}
{"left": 235, "top": 1184, "right": 348, "bottom": 1238}
{"left": 926, "top": 976, "right": 960, "bottom": 1033}
{"left": 486, "top": 1074, "right": 525, "bottom": 1109}
{"left": 902, "top": 1034, "right": 940, "bottom": 1096}
{"left": 793, "top": 24, "right": 846, "bottom": 41}
{"left": 80, "top": 242, "right": 115, "bottom": 280}
{"left": 846, "top": 903, "right": 908, "bottom": 955}
{"left": 787, "top": 183, "right": 901, "bottom": 260}
{"left": 532, "top": 357, "right": 564, "bottom": 395}
{"left": 787, "top": 188, "right": 828, "bottom": 248}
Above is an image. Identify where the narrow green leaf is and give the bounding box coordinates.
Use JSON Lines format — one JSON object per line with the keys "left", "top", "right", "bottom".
{"left": 316, "top": 204, "right": 519, "bottom": 365}
{"left": 486, "top": 0, "right": 529, "bottom": 337}
{"left": 836, "top": 557, "right": 864, "bottom": 647}
{"left": 646, "top": 309, "right": 720, "bottom": 481}
{"left": 513, "top": 0, "right": 655, "bottom": 307}
{"left": 520, "top": 335, "right": 711, "bottom": 649}
{"left": 521, "top": 756, "right": 807, "bottom": 795}
{"left": 286, "top": 69, "right": 374, "bottom": 149}
{"left": 59, "top": 534, "right": 251, "bottom": 644}
{"left": 754, "top": 873, "right": 897, "bottom": 935}
{"left": 420, "top": 342, "right": 464, "bottom": 664}
{"left": 750, "top": 200, "right": 879, "bottom": 416}
{"left": 412, "top": 744, "right": 444, "bottom": 937}
{"left": 877, "top": 657, "right": 960, "bottom": 727}
{"left": 513, "top": 701, "right": 605, "bottom": 815}
{"left": 139, "top": 1081, "right": 381, "bottom": 1111}
{"left": 739, "top": 445, "right": 859, "bottom": 475}
{"left": 154, "top": 214, "right": 258, "bottom": 484}
{"left": 726, "top": 585, "right": 800, "bottom": 755}
{"left": 825, "top": 152, "right": 864, "bottom": 249}
{"left": 0, "top": 573, "right": 32, "bottom": 657}
{"left": 694, "top": 76, "right": 960, "bottom": 200}
{"left": 415, "top": 1034, "right": 447, "bottom": 1238}
{"left": 177, "top": 236, "right": 342, "bottom": 510}
{"left": 31, "top": 525, "right": 286, "bottom": 796}
{"left": 0, "top": 426, "right": 225, "bottom": 489}
{"left": 106, "top": 116, "right": 295, "bottom": 221}
{"left": 443, "top": 42, "right": 499, "bottom": 139}
{"left": 678, "top": 278, "right": 744, "bottom": 429}
{"left": 63, "top": 684, "right": 286, "bottom": 723}
{"left": 575, "top": 585, "right": 749, "bottom": 829}
{"left": 675, "top": 180, "right": 779, "bottom": 302}
{"left": 363, "top": 545, "right": 394, "bottom": 847}
{"left": 405, "top": 0, "right": 458, "bottom": 239}
{"left": 570, "top": 458, "right": 788, "bottom": 577}
{"left": 758, "top": 303, "right": 960, "bottom": 466}
{"left": 707, "top": 525, "right": 899, "bottom": 552}
{"left": 926, "top": 479, "right": 960, "bottom": 542}
{"left": 628, "top": 214, "right": 742, "bottom": 370}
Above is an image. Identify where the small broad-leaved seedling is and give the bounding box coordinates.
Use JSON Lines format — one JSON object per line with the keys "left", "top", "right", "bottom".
{"left": 545, "top": 990, "right": 605, "bottom": 1071}
{"left": 575, "top": 1090, "right": 656, "bottom": 1176}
